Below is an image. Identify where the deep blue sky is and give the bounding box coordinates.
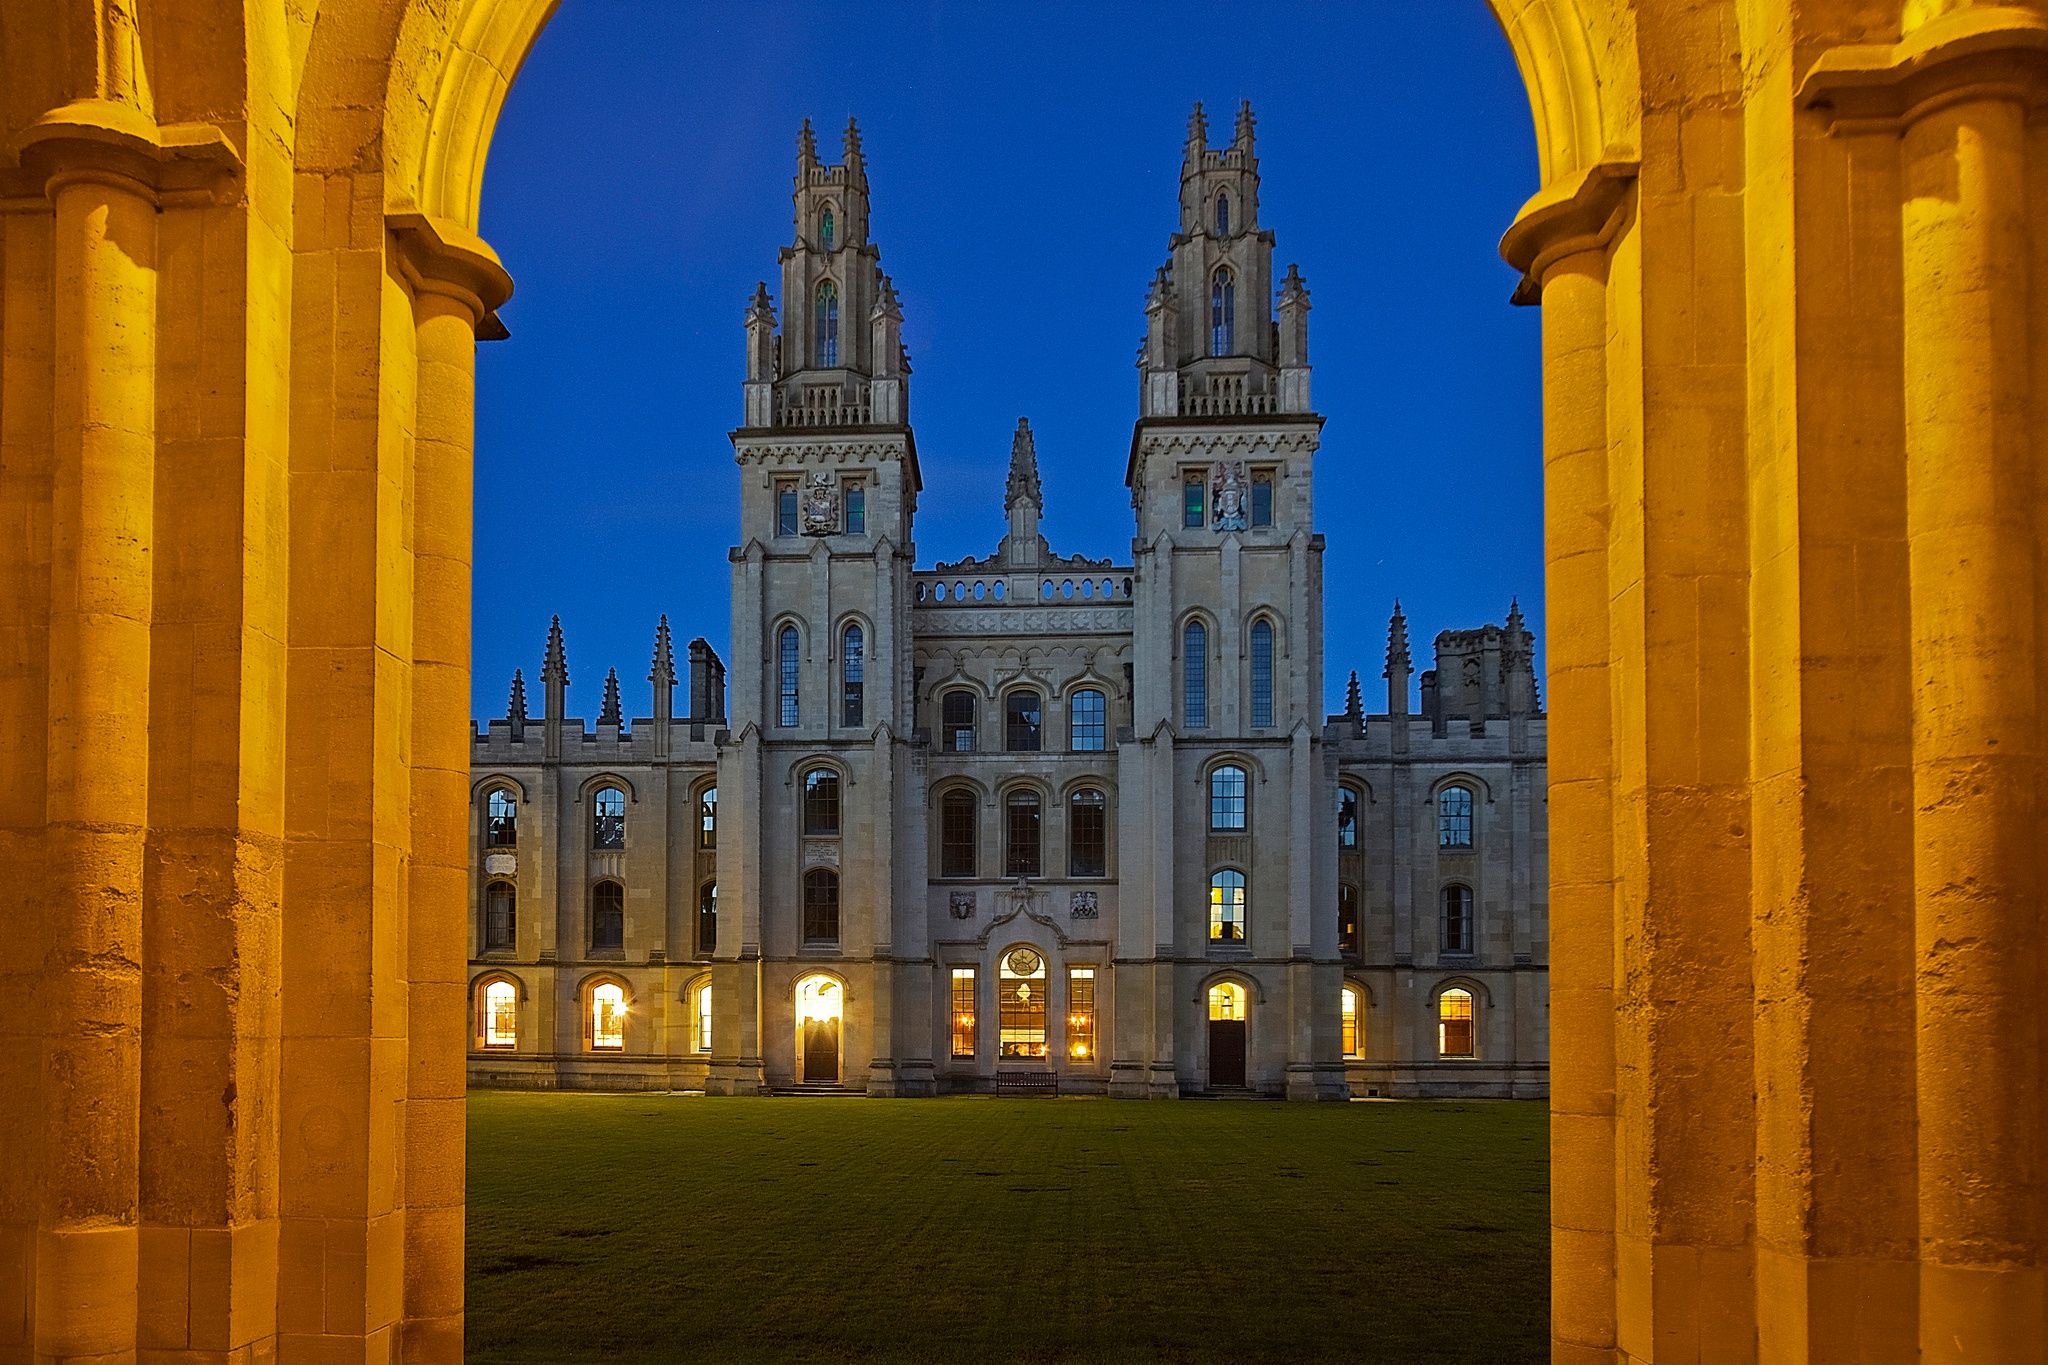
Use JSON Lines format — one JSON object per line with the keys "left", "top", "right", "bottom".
{"left": 473, "top": 2, "right": 1540, "bottom": 721}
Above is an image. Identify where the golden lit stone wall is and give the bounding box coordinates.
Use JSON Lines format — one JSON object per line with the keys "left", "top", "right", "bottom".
{"left": 0, "top": 0, "right": 2041, "bottom": 1360}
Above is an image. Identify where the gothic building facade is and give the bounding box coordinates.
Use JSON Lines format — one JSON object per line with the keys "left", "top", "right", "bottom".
{"left": 467, "top": 108, "right": 1549, "bottom": 1099}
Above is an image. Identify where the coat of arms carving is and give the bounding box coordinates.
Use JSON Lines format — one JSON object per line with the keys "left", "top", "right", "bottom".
{"left": 949, "top": 891, "right": 976, "bottom": 920}
{"left": 1070, "top": 890, "right": 1099, "bottom": 919}
{"left": 1212, "top": 460, "right": 1249, "bottom": 531}
{"left": 802, "top": 469, "right": 840, "bottom": 534}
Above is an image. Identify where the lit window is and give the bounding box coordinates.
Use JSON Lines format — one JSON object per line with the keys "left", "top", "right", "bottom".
{"left": 1341, "top": 986, "right": 1360, "bottom": 1058}
{"left": 482, "top": 979, "right": 517, "bottom": 1050}
{"left": 591, "top": 786, "right": 625, "bottom": 850}
{"left": 950, "top": 967, "right": 977, "bottom": 1059}
{"left": 820, "top": 206, "right": 835, "bottom": 250}
{"left": 1442, "top": 884, "right": 1474, "bottom": 955}
{"left": 1183, "top": 621, "right": 1208, "bottom": 727}
{"left": 998, "top": 947, "right": 1048, "bottom": 1059}
{"left": 1208, "top": 981, "right": 1246, "bottom": 1021}
{"left": 698, "top": 786, "right": 718, "bottom": 849}
{"left": 1439, "top": 785, "right": 1474, "bottom": 849}
{"left": 1209, "top": 764, "right": 1247, "bottom": 831}
{"left": 1005, "top": 790, "right": 1042, "bottom": 878}
{"left": 1005, "top": 690, "right": 1042, "bottom": 752}
{"left": 802, "top": 768, "right": 840, "bottom": 836}
{"left": 940, "top": 789, "right": 977, "bottom": 879}
{"left": 941, "top": 690, "right": 977, "bottom": 752}
{"left": 777, "top": 481, "right": 799, "bottom": 537}
{"left": 1069, "top": 688, "right": 1106, "bottom": 751}
{"left": 843, "top": 481, "right": 865, "bottom": 534}
{"left": 590, "top": 882, "right": 624, "bottom": 952}
{"left": 816, "top": 280, "right": 839, "bottom": 367}
{"left": 802, "top": 868, "right": 840, "bottom": 944}
{"left": 1183, "top": 470, "right": 1206, "bottom": 529}
{"left": 1068, "top": 967, "right": 1097, "bottom": 1061}
{"left": 1250, "top": 468, "right": 1274, "bottom": 527}
{"left": 1439, "top": 988, "right": 1475, "bottom": 1058}
{"left": 1338, "top": 884, "right": 1360, "bottom": 957}
{"left": 695, "top": 983, "right": 713, "bottom": 1053}
{"left": 841, "top": 623, "right": 865, "bottom": 728}
{"left": 1214, "top": 191, "right": 1230, "bottom": 236}
{"left": 1337, "top": 786, "right": 1360, "bottom": 849}
{"left": 1210, "top": 267, "right": 1234, "bottom": 356}
{"left": 483, "top": 881, "right": 515, "bottom": 952}
{"left": 698, "top": 881, "right": 717, "bottom": 956}
{"left": 1068, "top": 788, "right": 1107, "bottom": 879}
{"left": 485, "top": 789, "right": 517, "bottom": 848}
{"left": 1250, "top": 619, "right": 1275, "bottom": 727}
{"left": 590, "top": 982, "right": 626, "bottom": 1051}
{"left": 1209, "top": 868, "right": 1246, "bottom": 943}
{"left": 778, "top": 626, "right": 800, "bottom": 726}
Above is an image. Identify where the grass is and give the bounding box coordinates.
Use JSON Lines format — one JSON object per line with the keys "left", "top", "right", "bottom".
{"left": 466, "top": 1093, "right": 1548, "bottom": 1364}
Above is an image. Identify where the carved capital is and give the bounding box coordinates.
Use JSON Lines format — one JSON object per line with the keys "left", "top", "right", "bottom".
{"left": 4, "top": 98, "right": 241, "bottom": 208}
{"left": 1499, "top": 158, "right": 1637, "bottom": 306}
{"left": 1799, "top": 8, "right": 2048, "bottom": 133}
{"left": 388, "top": 210, "right": 516, "bottom": 338}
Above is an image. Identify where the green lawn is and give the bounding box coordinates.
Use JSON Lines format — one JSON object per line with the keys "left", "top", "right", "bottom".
{"left": 466, "top": 1093, "right": 1548, "bottom": 1364}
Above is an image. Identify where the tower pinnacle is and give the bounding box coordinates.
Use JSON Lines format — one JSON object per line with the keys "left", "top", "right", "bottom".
{"left": 542, "top": 615, "right": 568, "bottom": 687}
{"left": 600, "top": 667, "right": 623, "bottom": 728}
{"left": 1000, "top": 418, "right": 1046, "bottom": 568}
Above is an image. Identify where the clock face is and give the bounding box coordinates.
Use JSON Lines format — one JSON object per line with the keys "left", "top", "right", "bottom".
{"left": 1006, "top": 948, "right": 1042, "bottom": 978}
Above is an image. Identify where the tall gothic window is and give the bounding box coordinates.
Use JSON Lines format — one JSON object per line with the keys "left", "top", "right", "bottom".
{"left": 802, "top": 768, "right": 841, "bottom": 836}
{"left": 591, "top": 786, "right": 625, "bottom": 850}
{"left": 1210, "top": 267, "right": 1235, "bottom": 356}
{"left": 480, "top": 978, "right": 517, "bottom": 1049}
{"left": 843, "top": 480, "right": 865, "bottom": 534}
{"left": 1183, "top": 469, "right": 1206, "bottom": 529}
{"left": 590, "top": 881, "right": 624, "bottom": 953}
{"left": 1214, "top": 190, "right": 1230, "bottom": 236}
{"left": 1069, "top": 688, "right": 1106, "bottom": 751}
{"left": 1341, "top": 986, "right": 1361, "bottom": 1058}
{"left": 802, "top": 868, "right": 840, "bottom": 944}
{"left": 820, "top": 206, "right": 836, "bottom": 250}
{"left": 1337, "top": 785, "right": 1360, "bottom": 849}
{"left": 1209, "top": 868, "right": 1247, "bottom": 943}
{"left": 1439, "top": 785, "right": 1474, "bottom": 849}
{"left": 698, "top": 882, "right": 717, "bottom": 956}
{"left": 941, "top": 690, "right": 976, "bottom": 752}
{"left": 1004, "top": 790, "right": 1042, "bottom": 878}
{"left": 697, "top": 785, "right": 718, "bottom": 849}
{"left": 776, "top": 481, "right": 798, "bottom": 536}
{"left": 1249, "top": 618, "right": 1275, "bottom": 727}
{"left": 841, "top": 623, "right": 865, "bottom": 728}
{"left": 778, "top": 626, "right": 800, "bottom": 727}
{"left": 1005, "top": 689, "right": 1042, "bottom": 752}
{"left": 1183, "top": 620, "right": 1208, "bottom": 728}
{"left": 1439, "top": 988, "right": 1476, "bottom": 1058}
{"left": 1069, "top": 788, "right": 1107, "bottom": 878}
{"left": 1442, "top": 884, "right": 1475, "bottom": 955}
{"left": 1251, "top": 468, "right": 1274, "bottom": 526}
{"left": 1209, "top": 764, "right": 1248, "bottom": 831}
{"left": 940, "top": 789, "right": 978, "bottom": 879}
{"left": 485, "top": 788, "right": 516, "bottom": 848}
{"left": 483, "top": 882, "right": 515, "bottom": 953}
{"left": 816, "top": 280, "right": 839, "bottom": 366}
{"left": 694, "top": 983, "right": 713, "bottom": 1053}
{"left": 950, "top": 967, "right": 977, "bottom": 1059}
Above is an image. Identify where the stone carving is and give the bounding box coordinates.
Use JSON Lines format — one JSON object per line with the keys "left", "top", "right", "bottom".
{"left": 1070, "top": 890, "right": 1099, "bottom": 919}
{"left": 949, "top": 891, "right": 976, "bottom": 920}
{"left": 802, "top": 469, "right": 840, "bottom": 534}
{"left": 1212, "top": 460, "right": 1249, "bottom": 530}
{"left": 483, "top": 852, "right": 516, "bottom": 876}
{"left": 803, "top": 839, "right": 841, "bottom": 868}
{"left": 914, "top": 607, "right": 1132, "bottom": 636}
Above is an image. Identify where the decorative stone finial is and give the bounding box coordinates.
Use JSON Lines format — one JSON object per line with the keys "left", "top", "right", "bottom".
{"left": 797, "top": 117, "right": 818, "bottom": 172}
{"left": 843, "top": 114, "right": 863, "bottom": 167}
{"left": 507, "top": 668, "right": 528, "bottom": 725}
{"left": 1385, "top": 600, "right": 1411, "bottom": 678}
{"left": 650, "top": 615, "right": 676, "bottom": 687}
{"left": 748, "top": 281, "right": 774, "bottom": 323}
{"left": 1005, "top": 417, "right": 1042, "bottom": 511}
{"left": 600, "top": 668, "right": 622, "bottom": 727}
{"left": 542, "top": 615, "right": 568, "bottom": 687}
{"left": 1345, "top": 669, "right": 1363, "bottom": 723}
{"left": 1184, "top": 100, "right": 1208, "bottom": 162}
{"left": 1234, "top": 99, "right": 1256, "bottom": 150}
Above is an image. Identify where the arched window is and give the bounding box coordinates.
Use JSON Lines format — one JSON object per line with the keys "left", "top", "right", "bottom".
{"left": 1341, "top": 986, "right": 1361, "bottom": 1058}
{"left": 1338, "top": 884, "right": 1360, "bottom": 956}
{"left": 693, "top": 982, "right": 713, "bottom": 1053}
{"left": 591, "top": 786, "right": 625, "bottom": 850}
{"left": 939, "top": 789, "right": 977, "bottom": 879}
{"left": 590, "top": 881, "right": 624, "bottom": 952}
{"left": 1208, "top": 981, "right": 1246, "bottom": 1021}
{"left": 1249, "top": 618, "right": 1275, "bottom": 727}
{"left": 479, "top": 978, "right": 517, "bottom": 1050}
{"left": 778, "top": 626, "right": 800, "bottom": 727}
{"left": 1004, "top": 790, "right": 1042, "bottom": 878}
{"left": 1209, "top": 266, "right": 1235, "bottom": 356}
{"left": 1069, "top": 687, "right": 1106, "bottom": 751}
{"left": 1442, "top": 884, "right": 1475, "bottom": 955}
{"left": 1214, "top": 190, "right": 1230, "bottom": 236}
{"left": 1337, "top": 785, "right": 1361, "bottom": 849}
{"left": 941, "top": 690, "right": 977, "bottom": 752}
{"left": 698, "top": 882, "right": 717, "bottom": 956}
{"left": 1209, "top": 868, "right": 1247, "bottom": 943}
{"left": 697, "top": 786, "right": 718, "bottom": 849}
{"left": 1439, "top": 987, "right": 1475, "bottom": 1058}
{"left": 1005, "top": 689, "right": 1042, "bottom": 751}
{"left": 802, "top": 868, "right": 840, "bottom": 944}
{"left": 589, "top": 981, "right": 626, "bottom": 1051}
{"left": 816, "top": 280, "right": 839, "bottom": 366}
{"left": 485, "top": 789, "right": 516, "bottom": 848}
{"left": 1069, "top": 788, "right": 1107, "bottom": 878}
{"left": 483, "top": 881, "right": 515, "bottom": 953}
{"left": 841, "top": 622, "right": 865, "bottom": 727}
{"left": 1183, "top": 620, "right": 1208, "bottom": 728}
{"left": 1438, "top": 785, "right": 1474, "bottom": 849}
{"left": 1209, "top": 764, "right": 1248, "bottom": 831}
{"left": 820, "top": 206, "right": 835, "bottom": 250}
{"left": 997, "top": 947, "right": 1048, "bottom": 1059}
{"left": 802, "top": 768, "right": 840, "bottom": 836}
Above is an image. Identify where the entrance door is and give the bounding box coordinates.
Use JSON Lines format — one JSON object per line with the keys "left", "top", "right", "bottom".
{"left": 795, "top": 974, "right": 843, "bottom": 1084}
{"left": 803, "top": 1016, "right": 840, "bottom": 1083}
{"left": 1207, "top": 981, "right": 1248, "bottom": 1088}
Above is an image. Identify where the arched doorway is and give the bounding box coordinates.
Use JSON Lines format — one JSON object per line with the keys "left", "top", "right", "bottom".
{"left": 795, "top": 974, "right": 844, "bottom": 1084}
{"left": 1206, "top": 982, "right": 1248, "bottom": 1089}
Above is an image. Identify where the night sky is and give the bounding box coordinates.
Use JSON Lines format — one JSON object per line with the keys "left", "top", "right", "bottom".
{"left": 472, "top": 2, "right": 1541, "bottom": 722}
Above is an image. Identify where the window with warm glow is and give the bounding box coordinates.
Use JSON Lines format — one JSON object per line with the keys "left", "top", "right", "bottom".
{"left": 694, "top": 984, "right": 712, "bottom": 1053}
{"left": 1439, "top": 988, "right": 1475, "bottom": 1058}
{"left": 1341, "top": 986, "right": 1360, "bottom": 1058}
{"left": 697, "top": 785, "right": 717, "bottom": 849}
{"left": 1207, "top": 981, "right": 1246, "bottom": 1021}
{"left": 950, "top": 967, "right": 976, "bottom": 1059}
{"left": 1209, "top": 868, "right": 1247, "bottom": 943}
{"left": 998, "top": 947, "right": 1048, "bottom": 1059}
{"left": 590, "top": 983, "right": 626, "bottom": 1051}
{"left": 483, "top": 979, "right": 517, "bottom": 1049}
{"left": 485, "top": 789, "right": 517, "bottom": 848}
{"left": 1068, "top": 967, "right": 1096, "bottom": 1062}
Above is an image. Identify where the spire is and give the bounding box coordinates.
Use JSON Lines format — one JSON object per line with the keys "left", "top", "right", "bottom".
{"left": 1345, "top": 668, "right": 1363, "bottom": 723}
{"left": 600, "top": 667, "right": 622, "bottom": 727}
{"left": 507, "top": 669, "right": 528, "bottom": 725}
{"left": 1183, "top": 100, "right": 1208, "bottom": 169}
{"left": 842, "top": 115, "right": 864, "bottom": 175}
{"left": 1385, "top": 600, "right": 1411, "bottom": 677}
{"left": 650, "top": 615, "right": 676, "bottom": 687}
{"left": 542, "top": 615, "right": 568, "bottom": 687}
{"left": 1005, "top": 417, "right": 1042, "bottom": 510}
{"left": 541, "top": 616, "right": 568, "bottom": 751}
{"left": 747, "top": 280, "right": 774, "bottom": 324}
{"left": 1385, "top": 600, "right": 1413, "bottom": 731}
{"left": 1233, "top": 99, "right": 1256, "bottom": 152}
{"left": 796, "top": 117, "right": 818, "bottom": 175}
{"left": 1506, "top": 596, "right": 1528, "bottom": 640}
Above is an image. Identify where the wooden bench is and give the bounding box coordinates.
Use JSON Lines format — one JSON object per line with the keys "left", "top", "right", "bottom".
{"left": 995, "top": 1071, "right": 1059, "bottom": 1096}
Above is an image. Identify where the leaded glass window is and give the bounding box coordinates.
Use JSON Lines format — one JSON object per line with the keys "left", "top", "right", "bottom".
{"left": 940, "top": 789, "right": 977, "bottom": 879}
{"left": 802, "top": 768, "right": 840, "bottom": 836}
{"left": 1183, "top": 621, "right": 1208, "bottom": 728}
{"left": 590, "top": 881, "right": 624, "bottom": 952}
{"left": 1439, "top": 785, "right": 1474, "bottom": 849}
{"left": 1069, "top": 688, "right": 1106, "bottom": 751}
{"left": 1069, "top": 788, "right": 1107, "bottom": 878}
{"left": 591, "top": 786, "right": 625, "bottom": 850}
{"left": 1209, "top": 764, "right": 1247, "bottom": 831}
{"left": 816, "top": 280, "right": 839, "bottom": 366}
{"left": 841, "top": 623, "right": 864, "bottom": 728}
{"left": 1208, "top": 869, "right": 1246, "bottom": 943}
{"left": 485, "top": 789, "right": 517, "bottom": 848}
{"left": 1005, "top": 690, "right": 1042, "bottom": 752}
{"left": 802, "top": 868, "right": 840, "bottom": 943}
{"left": 778, "top": 626, "right": 800, "bottom": 727}
{"left": 1005, "top": 790, "right": 1041, "bottom": 878}
{"left": 1249, "top": 618, "right": 1275, "bottom": 727}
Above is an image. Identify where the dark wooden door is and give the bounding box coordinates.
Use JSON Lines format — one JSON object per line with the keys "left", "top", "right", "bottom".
{"left": 1209, "top": 1019, "right": 1247, "bottom": 1088}
{"left": 803, "top": 1017, "right": 839, "bottom": 1083}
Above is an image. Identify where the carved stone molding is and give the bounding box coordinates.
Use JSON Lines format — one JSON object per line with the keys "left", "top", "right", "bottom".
{"left": 1070, "top": 890, "right": 1100, "bottom": 919}
{"left": 802, "top": 839, "right": 840, "bottom": 869}
{"left": 389, "top": 210, "right": 516, "bottom": 337}
{"left": 4, "top": 98, "right": 242, "bottom": 208}
{"left": 1498, "top": 158, "right": 1638, "bottom": 305}
{"left": 914, "top": 606, "right": 1133, "bottom": 636}
{"left": 1799, "top": 9, "right": 2048, "bottom": 133}
{"left": 949, "top": 891, "right": 976, "bottom": 920}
